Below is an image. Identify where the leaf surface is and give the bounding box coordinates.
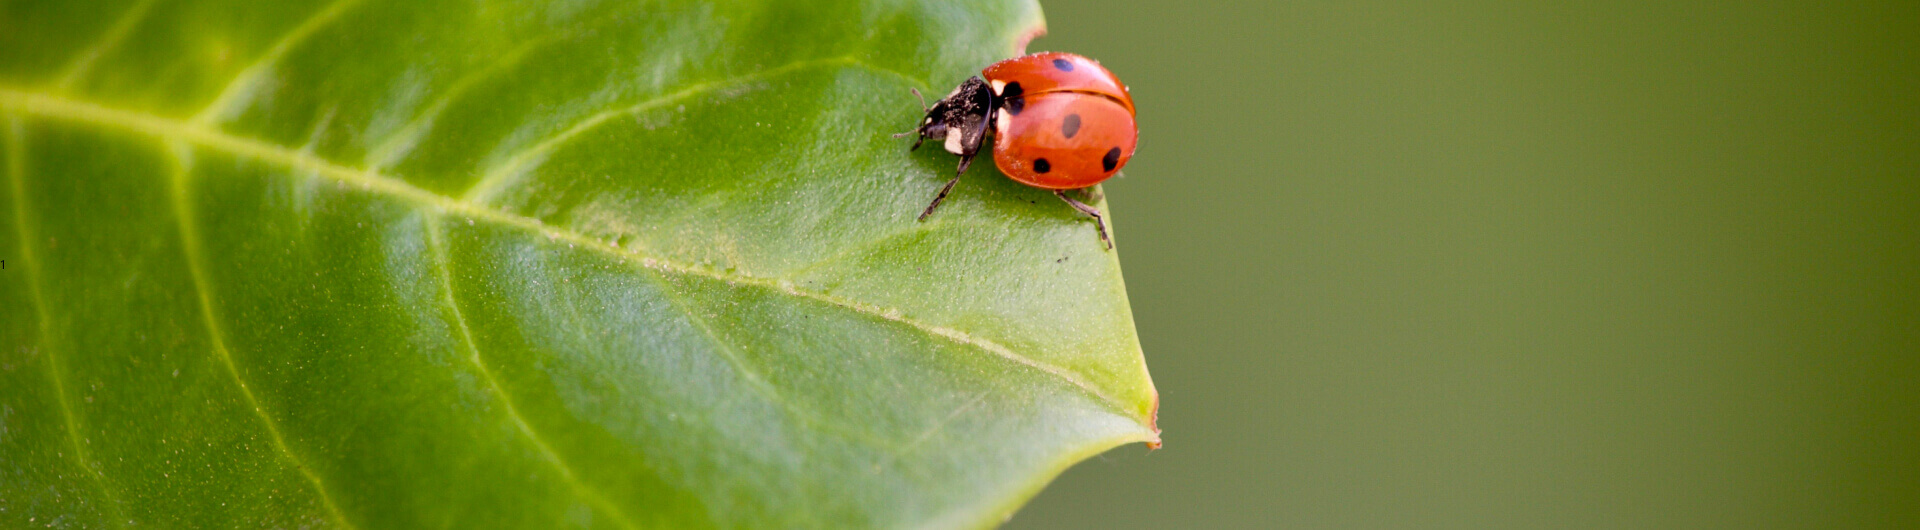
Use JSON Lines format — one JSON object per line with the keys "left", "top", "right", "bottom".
{"left": 0, "top": 0, "right": 1157, "bottom": 527}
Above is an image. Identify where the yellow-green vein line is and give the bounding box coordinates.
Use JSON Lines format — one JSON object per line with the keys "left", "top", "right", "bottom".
{"left": 868, "top": 392, "right": 990, "bottom": 481}
{"left": 163, "top": 145, "right": 359, "bottom": 530}
{"left": 6, "top": 115, "right": 130, "bottom": 527}
{"left": 642, "top": 267, "right": 898, "bottom": 449}
{"left": 901, "top": 393, "right": 987, "bottom": 456}
{"left": 461, "top": 56, "right": 863, "bottom": 203}
{"left": 192, "top": 0, "right": 367, "bottom": 125}
{"left": 52, "top": 0, "right": 161, "bottom": 91}
{"left": 422, "top": 214, "right": 640, "bottom": 530}
{"left": 365, "top": 36, "right": 554, "bottom": 171}
{"left": 782, "top": 219, "right": 955, "bottom": 279}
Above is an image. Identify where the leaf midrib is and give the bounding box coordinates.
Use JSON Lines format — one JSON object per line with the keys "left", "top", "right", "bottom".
{"left": 0, "top": 85, "right": 1140, "bottom": 422}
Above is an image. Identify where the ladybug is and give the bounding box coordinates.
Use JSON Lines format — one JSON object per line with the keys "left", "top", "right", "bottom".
{"left": 900, "top": 52, "right": 1138, "bottom": 249}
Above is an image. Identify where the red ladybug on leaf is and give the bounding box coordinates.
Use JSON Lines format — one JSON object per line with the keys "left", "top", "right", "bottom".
{"left": 901, "top": 52, "right": 1138, "bottom": 250}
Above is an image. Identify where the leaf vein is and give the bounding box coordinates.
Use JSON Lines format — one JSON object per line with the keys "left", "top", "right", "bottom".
{"left": 364, "top": 37, "right": 555, "bottom": 171}
{"left": 460, "top": 56, "right": 859, "bottom": 203}
{"left": 782, "top": 218, "right": 950, "bottom": 279}
{"left": 423, "top": 214, "right": 642, "bottom": 530}
{"left": 903, "top": 392, "right": 987, "bottom": 457}
{"left": 163, "top": 146, "right": 360, "bottom": 530}
{"left": 6, "top": 114, "right": 130, "bottom": 527}
{"left": 191, "top": 0, "right": 368, "bottom": 125}
{"left": 51, "top": 0, "right": 161, "bottom": 91}
{"left": 642, "top": 266, "right": 901, "bottom": 449}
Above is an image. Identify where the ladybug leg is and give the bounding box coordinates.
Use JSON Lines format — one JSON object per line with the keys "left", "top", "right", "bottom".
{"left": 1053, "top": 189, "right": 1112, "bottom": 250}
{"left": 954, "top": 152, "right": 976, "bottom": 177}
{"left": 1078, "top": 185, "right": 1105, "bottom": 204}
{"left": 917, "top": 154, "right": 973, "bottom": 221}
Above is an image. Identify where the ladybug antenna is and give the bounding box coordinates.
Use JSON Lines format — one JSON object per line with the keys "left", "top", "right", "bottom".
{"left": 893, "top": 88, "right": 932, "bottom": 142}
{"left": 910, "top": 87, "right": 929, "bottom": 111}
{"left": 892, "top": 129, "right": 924, "bottom": 151}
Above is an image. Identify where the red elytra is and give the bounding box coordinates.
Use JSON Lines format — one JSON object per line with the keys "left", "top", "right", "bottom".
{"left": 903, "top": 52, "right": 1138, "bottom": 249}
{"left": 986, "top": 52, "right": 1138, "bottom": 190}
{"left": 982, "top": 51, "right": 1136, "bottom": 115}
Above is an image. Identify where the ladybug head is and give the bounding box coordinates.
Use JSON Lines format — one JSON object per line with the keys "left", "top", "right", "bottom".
{"left": 907, "top": 76, "right": 994, "bottom": 158}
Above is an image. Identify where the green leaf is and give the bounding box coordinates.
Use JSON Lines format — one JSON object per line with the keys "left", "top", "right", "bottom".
{"left": 0, "top": 0, "right": 1157, "bottom": 528}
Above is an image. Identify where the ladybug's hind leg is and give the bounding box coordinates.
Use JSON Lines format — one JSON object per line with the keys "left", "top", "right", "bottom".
{"left": 1053, "top": 189, "right": 1112, "bottom": 250}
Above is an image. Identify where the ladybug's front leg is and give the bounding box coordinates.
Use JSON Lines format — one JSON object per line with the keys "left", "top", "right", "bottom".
{"left": 913, "top": 76, "right": 995, "bottom": 222}
{"left": 917, "top": 154, "right": 973, "bottom": 221}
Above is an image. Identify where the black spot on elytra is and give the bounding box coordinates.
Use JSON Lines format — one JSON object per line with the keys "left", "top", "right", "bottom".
{"left": 1102, "top": 147, "right": 1122, "bottom": 172}
{"left": 1061, "top": 113, "right": 1082, "bottom": 138}
{"left": 1053, "top": 58, "right": 1074, "bottom": 72}
{"left": 1034, "top": 158, "right": 1052, "bottom": 173}
{"left": 1001, "top": 82, "right": 1025, "bottom": 115}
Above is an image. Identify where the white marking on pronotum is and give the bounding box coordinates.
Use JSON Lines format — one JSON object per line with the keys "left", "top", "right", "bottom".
{"left": 943, "top": 128, "right": 966, "bottom": 154}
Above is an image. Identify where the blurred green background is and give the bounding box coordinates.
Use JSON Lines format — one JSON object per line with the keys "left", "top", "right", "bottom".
{"left": 1009, "top": 1, "right": 1918, "bottom": 528}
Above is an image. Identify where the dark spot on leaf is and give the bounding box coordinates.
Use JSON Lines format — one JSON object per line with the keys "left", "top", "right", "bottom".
{"left": 1034, "top": 158, "right": 1051, "bottom": 173}
{"left": 1061, "top": 114, "right": 1081, "bottom": 138}
{"left": 1053, "top": 58, "right": 1074, "bottom": 72}
{"left": 1103, "top": 147, "right": 1122, "bottom": 172}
